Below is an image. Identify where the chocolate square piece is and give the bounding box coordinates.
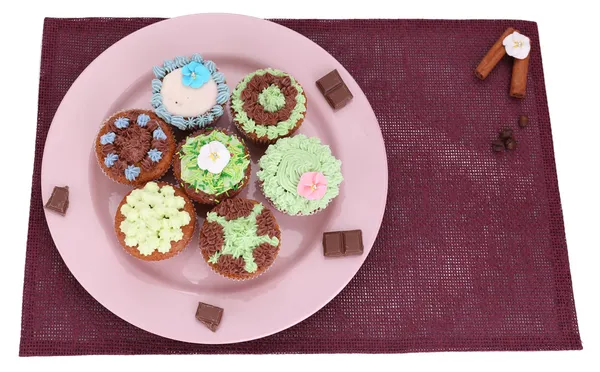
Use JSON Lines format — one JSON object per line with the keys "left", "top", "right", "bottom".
{"left": 343, "top": 230, "right": 364, "bottom": 256}
{"left": 326, "top": 84, "right": 353, "bottom": 110}
{"left": 323, "top": 232, "right": 344, "bottom": 257}
{"left": 195, "top": 302, "right": 223, "bottom": 332}
{"left": 323, "top": 230, "right": 364, "bottom": 257}
{"left": 316, "top": 69, "right": 353, "bottom": 110}
{"left": 316, "top": 69, "right": 344, "bottom": 95}
{"left": 44, "top": 186, "right": 69, "bottom": 215}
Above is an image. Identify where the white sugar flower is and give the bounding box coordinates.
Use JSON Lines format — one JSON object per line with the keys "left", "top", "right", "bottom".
{"left": 503, "top": 31, "right": 531, "bottom": 60}
{"left": 197, "top": 141, "right": 231, "bottom": 174}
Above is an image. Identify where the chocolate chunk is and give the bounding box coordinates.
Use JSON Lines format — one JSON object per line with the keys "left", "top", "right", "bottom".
{"left": 326, "top": 84, "right": 354, "bottom": 110}
{"left": 316, "top": 69, "right": 344, "bottom": 95}
{"left": 323, "top": 230, "right": 364, "bottom": 257}
{"left": 317, "top": 69, "right": 353, "bottom": 110}
{"left": 45, "top": 186, "right": 69, "bottom": 215}
{"left": 499, "top": 128, "right": 513, "bottom": 140}
{"left": 343, "top": 230, "right": 364, "bottom": 256}
{"left": 492, "top": 139, "right": 505, "bottom": 152}
{"left": 323, "top": 231, "right": 344, "bottom": 257}
{"left": 519, "top": 115, "right": 529, "bottom": 128}
{"left": 195, "top": 302, "right": 223, "bottom": 332}
{"left": 505, "top": 137, "right": 517, "bottom": 150}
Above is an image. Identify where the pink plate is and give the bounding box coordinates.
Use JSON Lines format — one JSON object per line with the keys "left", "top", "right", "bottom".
{"left": 41, "top": 13, "right": 388, "bottom": 344}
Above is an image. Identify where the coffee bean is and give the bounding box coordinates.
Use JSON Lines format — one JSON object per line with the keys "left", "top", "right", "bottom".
{"left": 499, "top": 127, "right": 513, "bottom": 140}
{"left": 492, "top": 139, "right": 505, "bottom": 152}
{"left": 519, "top": 115, "right": 529, "bottom": 128}
{"left": 505, "top": 137, "right": 517, "bottom": 150}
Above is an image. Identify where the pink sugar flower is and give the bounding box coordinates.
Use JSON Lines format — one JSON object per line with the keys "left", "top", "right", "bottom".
{"left": 297, "top": 172, "right": 328, "bottom": 200}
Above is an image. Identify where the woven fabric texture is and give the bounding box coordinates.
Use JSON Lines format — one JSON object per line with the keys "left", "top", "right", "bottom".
{"left": 20, "top": 18, "right": 581, "bottom": 355}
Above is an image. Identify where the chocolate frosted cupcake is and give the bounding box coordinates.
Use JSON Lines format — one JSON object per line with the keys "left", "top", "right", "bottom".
{"left": 151, "top": 54, "right": 230, "bottom": 130}
{"left": 231, "top": 68, "right": 307, "bottom": 145}
{"left": 200, "top": 198, "right": 281, "bottom": 280}
{"left": 173, "top": 128, "right": 251, "bottom": 205}
{"left": 115, "top": 181, "right": 196, "bottom": 261}
{"left": 257, "top": 134, "right": 344, "bottom": 216}
{"left": 95, "top": 109, "right": 176, "bottom": 186}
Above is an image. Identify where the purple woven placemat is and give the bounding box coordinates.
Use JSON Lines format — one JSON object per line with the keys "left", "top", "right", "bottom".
{"left": 20, "top": 18, "right": 581, "bottom": 355}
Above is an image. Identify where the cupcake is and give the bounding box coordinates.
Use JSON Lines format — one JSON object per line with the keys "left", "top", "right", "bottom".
{"left": 95, "top": 109, "right": 176, "bottom": 186}
{"left": 257, "top": 135, "right": 343, "bottom": 216}
{"left": 199, "top": 198, "right": 281, "bottom": 280}
{"left": 151, "top": 54, "right": 230, "bottom": 130}
{"left": 115, "top": 181, "right": 197, "bottom": 261}
{"left": 231, "top": 68, "right": 307, "bottom": 145}
{"left": 173, "top": 128, "right": 251, "bottom": 205}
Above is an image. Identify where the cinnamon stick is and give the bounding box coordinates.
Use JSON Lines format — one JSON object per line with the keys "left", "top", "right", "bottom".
{"left": 510, "top": 54, "right": 530, "bottom": 99}
{"left": 475, "top": 27, "right": 515, "bottom": 80}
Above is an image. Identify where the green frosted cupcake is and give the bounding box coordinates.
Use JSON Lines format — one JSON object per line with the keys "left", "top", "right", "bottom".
{"left": 173, "top": 128, "right": 251, "bottom": 205}
{"left": 257, "top": 134, "right": 343, "bottom": 216}
{"left": 199, "top": 198, "right": 281, "bottom": 281}
{"left": 230, "top": 68, "right": 307, "bottom": 145}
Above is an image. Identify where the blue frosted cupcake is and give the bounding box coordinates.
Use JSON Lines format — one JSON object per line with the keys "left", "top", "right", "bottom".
{"left": 95, "top": 109, "right": 176, "bottom": 186}
{"left": 151, "top": 54, "right": 230, "bottom": 131}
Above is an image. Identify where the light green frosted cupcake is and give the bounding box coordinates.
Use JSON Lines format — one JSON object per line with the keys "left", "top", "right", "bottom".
{"left": 114, "top": 181, "right": 197, "bottom": 261}
{"left": 257, "top": 135, "right": 343, "bottom": 216}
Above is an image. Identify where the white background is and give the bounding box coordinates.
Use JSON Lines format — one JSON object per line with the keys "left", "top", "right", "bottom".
{"left": 0, "top": 0, "right": 598, "bottom": 370}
